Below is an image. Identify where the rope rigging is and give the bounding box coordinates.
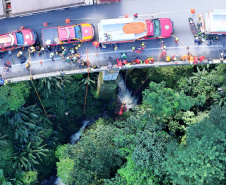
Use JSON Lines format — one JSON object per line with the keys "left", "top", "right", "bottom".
{"left": 28, "top": 50, "right": 48, "bottom": 118}
{"left": 83, "top": 47, "right": 90, "bottom": 115}
{"left": 133, "top": 67, "right": 157, "bottom": 96}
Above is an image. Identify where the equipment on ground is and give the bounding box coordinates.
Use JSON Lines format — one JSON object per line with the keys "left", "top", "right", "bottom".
{"left": 188, "top": 18, "right": 198, "bottom": 37}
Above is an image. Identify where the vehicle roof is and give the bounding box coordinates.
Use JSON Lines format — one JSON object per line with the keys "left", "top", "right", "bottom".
{"left": 99, "top": 18, "right": 147, "bottom": 42}
{"left": 58, "top": 26, "right": 75, "bottom": 41}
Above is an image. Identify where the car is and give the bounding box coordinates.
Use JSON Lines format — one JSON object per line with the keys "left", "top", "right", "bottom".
{"left": 42, "top": 23, "right": 94, "bottom": 46}
{"left": 0, "top": 28, "right": 37, "bottom": 52}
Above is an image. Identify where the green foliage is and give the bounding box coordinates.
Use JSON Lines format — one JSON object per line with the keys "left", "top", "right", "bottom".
{"left": 165, "top": 106, "right": 226, "bottom": 185}
{"left": 110, "top": 108, "right": 170, "bottom": 184}
{"left": 0, "top": 169, "right": 12, "bottom": 185}
{"left": 5, "top": 105, "right": 53, "bottom": 144}
{"left": 0, "top": 138, "right": 14, "bottom": 177}
{"left": 143, "top": 82, "right": 202, "bottom": 118}
{"left": 20, "top": 171, "right": 37, "bottom": 185}
{"left": 13, "top": 141, "right": 49, "bottom": 172}
{"left": 0, "top": 82, "right": 30, "bottom": 116}
{"left": 35, "top": 149, "right": 57, "bottom": 180}
{"left": 56, "top": 122, "right": 122, "bottom": 185}
{"left": 126, "top": 65, "right": 194, "bottom": 90}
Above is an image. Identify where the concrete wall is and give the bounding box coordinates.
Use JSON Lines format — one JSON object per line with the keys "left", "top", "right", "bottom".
{"left": 10, "top": 0, "right": 85, "bottom": 17}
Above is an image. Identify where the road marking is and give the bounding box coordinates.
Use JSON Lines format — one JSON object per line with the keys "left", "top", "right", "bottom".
{"left": 69, "top": 9, "right": 213, "bottom": 21}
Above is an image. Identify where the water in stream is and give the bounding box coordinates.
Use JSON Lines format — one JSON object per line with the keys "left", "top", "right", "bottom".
{"left": 43, "top": 74, "right": 137, "bottom": 185}
{"left": 117, "top": 74, "right": 138, "bottom": 110}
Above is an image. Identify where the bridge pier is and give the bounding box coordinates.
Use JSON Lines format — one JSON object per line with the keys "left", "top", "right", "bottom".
{"left": 96, "top": 70, "right": 119, "bottom": 100}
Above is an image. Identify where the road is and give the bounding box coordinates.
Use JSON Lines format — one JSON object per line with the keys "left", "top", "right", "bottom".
{"left": 0, "top": 0, "right": 226, "bottom": 81}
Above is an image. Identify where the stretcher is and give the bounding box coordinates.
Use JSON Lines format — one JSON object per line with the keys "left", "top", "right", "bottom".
{"left": 188, "top": 18, "right": 198, "bottom": 37}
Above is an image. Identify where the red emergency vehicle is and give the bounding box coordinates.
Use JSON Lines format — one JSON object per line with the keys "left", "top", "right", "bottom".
{"left": 42, "top": 23, "right": 94, "bottom": 46}
{"left": 98, "top": 17, "right": 173, "bottom": 44}
{"left": 0, "top": 28, "right": 36, "bottom": 52}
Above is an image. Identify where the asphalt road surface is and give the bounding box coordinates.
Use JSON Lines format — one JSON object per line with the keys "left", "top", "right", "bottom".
{"left": 0, "top": 0, "right": 226, "bottom": 81}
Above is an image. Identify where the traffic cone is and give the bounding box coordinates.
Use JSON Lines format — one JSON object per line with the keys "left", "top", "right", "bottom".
{"left": 43, "top": 22, "right": 48, "bottom": 27}
{"left": 65, "top": 19, "right": 70, "bottom": 23}
{"left": 191, "top": 9, "right": 195, "bottom": 14}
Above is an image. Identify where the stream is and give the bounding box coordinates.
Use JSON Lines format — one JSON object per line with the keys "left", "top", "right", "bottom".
{"left": 42, "top": 73, "right": 138, "bottom": 185}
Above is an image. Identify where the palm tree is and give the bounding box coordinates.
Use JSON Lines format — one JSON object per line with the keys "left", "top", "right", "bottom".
{"left": 191, "top": 66, "right": 208, "bottom": 80}
{"left": 13, "top": 140, "right": 49, "bottom": 172}
{"left": 5, "top": 105, "right": 43, "bottom": 143}
{"left": 0, "top": 134, "right": 9, "bottom": 148}
{"left": 37, "top": 76, "right": 72, "bottom": 98}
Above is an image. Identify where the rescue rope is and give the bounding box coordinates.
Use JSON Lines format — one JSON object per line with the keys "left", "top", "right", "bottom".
{"left": 83, "top": 47, "right": 90, "bottom": 114}
{"left": 133, "top": 67, "right": 157, "bottom": 96}
{"left": 28, "top": 50, "right": 48, "bottom": 118}
{"left": 30, "top": 79, "right": 48, "bottom": 117}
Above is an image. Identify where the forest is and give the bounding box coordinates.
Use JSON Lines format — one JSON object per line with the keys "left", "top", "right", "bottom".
{"left": 0, "top": 63, "right": 225, "bottom": 185}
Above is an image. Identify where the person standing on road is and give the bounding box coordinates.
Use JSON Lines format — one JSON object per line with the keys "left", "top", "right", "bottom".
{"left": 26, "top": 61, "right": 31, "bottom": 70}
{"left": 49, "top": 52, "right": 55, "bottom": 61}
{"left": 17, "top": 51, "right": 23, "bottom": 58}
{"left": 133, "top": 13, "right": 138, "bottom": 18}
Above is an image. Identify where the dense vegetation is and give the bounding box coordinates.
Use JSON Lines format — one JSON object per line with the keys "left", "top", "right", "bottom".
{"left": 0, "top": 64, "right": 225, "bottom": 185}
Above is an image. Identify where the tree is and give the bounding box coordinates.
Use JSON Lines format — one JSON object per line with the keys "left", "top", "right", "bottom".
{"left": 13, "top": 140, "right": 49, "bottom": 172}
{"left": 0, "top": 169, "right": 12, "bottom": 185}
{"left": 165, "top": 105, "right": 226, "bottom": 185}
{"left": 36, "top": 76, "right": 71, "bottom": 99}
{"left": 5, "top": 105, "right": 46, "bottom": 143}
{"left": 56, "top": 122, "right": 123, "bottom": 185}
{"left": 107, "top": 108, "right": 171, "bottom": 185}
{"left": 0, "top": 82, "right": 30, "bottom": 116}
{"left": 143, "top": 82, "right": 205, "bottom": 118}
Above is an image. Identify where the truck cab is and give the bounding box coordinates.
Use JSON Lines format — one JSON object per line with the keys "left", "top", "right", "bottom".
{"left": 145, "top": 18, "right": 173, "bottom": 39}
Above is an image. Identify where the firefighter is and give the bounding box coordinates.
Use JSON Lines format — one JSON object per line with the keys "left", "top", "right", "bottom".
{"left": 116, "top": 58, "right": 123, "bottom": 68}
{"left": 121, "top": 53, "right": 127, "bottom": 59}
{"left": 122, "top": 59, "right": 128, "bottom": 65}
{"left": 145, "top": 57, "right": 154, "bottom": 64}
{"left": 133, "top": 13, "right": 138, "bottom": 18}
{"left": 174, "top": 37, "right": 179, "bottom": 44}
{"left": 189, "top": 56, "right": 194, "bottom": 64}
{"left": 194, "top": 56, "right": 199, "bottom": 65}
{"left": 49, "top": 52, "right": 55, "bottom": 61}
{"left": 25, "top": 61, "right": 31, "bottom": 70}
{"left": 140, "top": 42, "right": 147, "bottom": 49}
{"left": 93, "top": 41, "right": 99, "bottom": 49}
{"left": 17, "top": 51, "right": 23, "bottom": 58}
{"left": 199, "top": 56, "right": 205, "bottom": 62}
{"left": 132, "top": 47, "right": 136, "bottom": 51}
{"left": 82, "top": 60, "right": 87, "bottom": 67}
{"left": 92, "top": 64, "right": 100, "bottom": 69}
{"left": 29, "top": 46, "right": 36, "bottom": 56}
{"left": 135, "top": 57, "right": 141, "bottom": 64}
{"left": 70, "top": 48, "right": 75, "bottom": 54}
{"left": 114, "top": 45, "right": 118, "bottom": 51}
{"left": 172, "top": 55, "right": 177, "bottom": 61}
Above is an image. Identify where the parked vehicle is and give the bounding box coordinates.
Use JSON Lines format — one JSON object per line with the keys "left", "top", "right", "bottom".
{"left": 42, "top": 24, "right": 94, "bottom": 46}
{"left": 0, "top": 28, "right": 37, "bottom": 52}
{"left": 98, "top": 17, "right": 173, "bottom": 44}
{"left": 205, "top": 9, "right": 226, "bottom": 35}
